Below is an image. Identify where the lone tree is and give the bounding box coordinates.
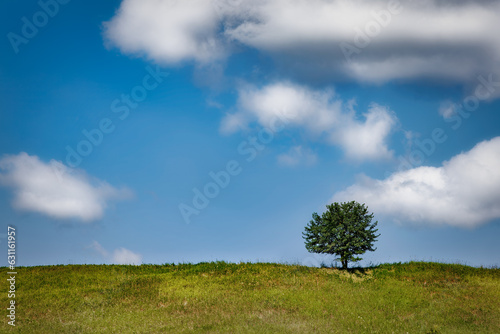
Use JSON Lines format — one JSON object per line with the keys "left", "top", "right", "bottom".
{"left": 303, "top": 201, "right": 380, "bottom": 269}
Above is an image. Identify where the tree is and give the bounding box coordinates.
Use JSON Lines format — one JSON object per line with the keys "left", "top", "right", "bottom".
{"left": 303, "top": 201, "right": 380, "bottom": 269}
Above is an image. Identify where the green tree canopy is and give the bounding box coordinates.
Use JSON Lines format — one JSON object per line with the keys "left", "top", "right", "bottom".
{"left": 303, "top": 201, "right": 380, "bottom": 269}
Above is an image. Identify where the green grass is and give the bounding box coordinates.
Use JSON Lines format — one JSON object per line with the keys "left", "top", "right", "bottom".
{"left": 1, "top": 261, "right": 499, "bottom": 333}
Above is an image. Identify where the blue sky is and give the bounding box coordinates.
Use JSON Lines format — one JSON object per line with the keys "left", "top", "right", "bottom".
{"left": 1, "top": 0, "right": 500, "bottom": 267}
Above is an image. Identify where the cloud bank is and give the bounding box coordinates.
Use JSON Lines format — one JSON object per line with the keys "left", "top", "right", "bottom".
{"left": 222, "top": 82, "right": 396, "bottom": 161}
{"left": 104, "top": 0, "right": 500, "bottom": 83}
{"left": 333, "top": 137, "right": 500, "bottom": 227}
{"left": 0, "top": 153, "right": 131, "bottom": 222}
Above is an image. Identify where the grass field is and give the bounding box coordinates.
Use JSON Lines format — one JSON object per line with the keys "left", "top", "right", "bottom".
{"left": 0, "top": 261, "right": 499, "bottom": 333}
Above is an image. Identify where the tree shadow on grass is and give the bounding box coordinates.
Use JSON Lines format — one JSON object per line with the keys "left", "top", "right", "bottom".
{"left": 320, "top": 262, "right": 373, "bottom": 277}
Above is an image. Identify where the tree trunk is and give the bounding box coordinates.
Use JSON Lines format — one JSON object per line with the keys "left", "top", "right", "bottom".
{"left": 342, "top": 259, "right": 348, "bottom": 269}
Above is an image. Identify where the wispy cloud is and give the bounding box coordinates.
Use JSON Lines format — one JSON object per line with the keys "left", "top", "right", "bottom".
{"left": 88, "top": 240, "right": 109, "bottom": 257}
{"left": 0, "top": 152, "right": 132, "bottom": 222}
{"left": 439, "top": 100, "right": 458, "bottom": 119}
{"left": 333, "top": 137, "right": 500, "bottom": 228}
{"left": 112, "top": 247, "right": 143, "bottom": 265}
{"left": 89, "top": 241, "right": 142, "bottom": 265}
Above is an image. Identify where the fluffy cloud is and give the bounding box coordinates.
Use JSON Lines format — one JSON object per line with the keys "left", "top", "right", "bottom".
{"left": 277, "top": 146, "right": 318, "bottom": 167}
{"left": 0, "top": 153, "right": 131, "bottom": 222}
{"left": 334, "top": 104, "right": 396, "bottom": 160}
{"left": 105, "top": 0, "right": 500, "bottom": 84}
{"left": 223, "top": 82, "right": 396, "bottom": 161}
{"left": 104, "top": 0, "right": 225, "bottom": 64}
{"left": 333, "top": 137, "right": 500, "bottom": 227}
{"left": 236, "top": 83, "right": 340, "bottom": 134}
{"left": 89, "top": 241, "right": 142, "bottom": 265}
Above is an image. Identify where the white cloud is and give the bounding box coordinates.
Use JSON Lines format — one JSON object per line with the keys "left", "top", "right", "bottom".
{"left": 219, "top": 111, "right": 249, "bottom": 135}
{"left": 277, "top": 146, "right": 318, "bottom": 167}
{"left": 0, "top": 153, "right": 132, "bottom": 222}
{"left": 112, "top": 247, "right": 143, "bottom": 265}
{"left": 89, "top": 240, "right": 109, "bottom": 257}
{"left": 104, "top": 0, "right": 225, "bottom": 64}
{"left": 439, "top": 100, "right": 458, "bottom": 119}
{"left": 105, "top": 0, "right": 500, "bottom": 84}
{"left": 334, "top": 104, "right": 396, "bottom": 160}
{"left": 237, "top": 82, "right": 340, "bottom": 133}
{"left": 333, "top": 136, "right": 500, "bottom": 227}
{"left": 223, "top": 82, "right": 396, "bottom": 161}
{"left": 89, "top": 241, "right": 142, "bottom": 265}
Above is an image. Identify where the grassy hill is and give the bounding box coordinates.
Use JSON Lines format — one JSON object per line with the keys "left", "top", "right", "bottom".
{"left": 1, "top": 261, "right": 499, "bottom": 333}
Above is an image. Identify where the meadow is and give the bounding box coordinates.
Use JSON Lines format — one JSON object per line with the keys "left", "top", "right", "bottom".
{"left": 0, "top": 261, "right": 499, "bottom": 333}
